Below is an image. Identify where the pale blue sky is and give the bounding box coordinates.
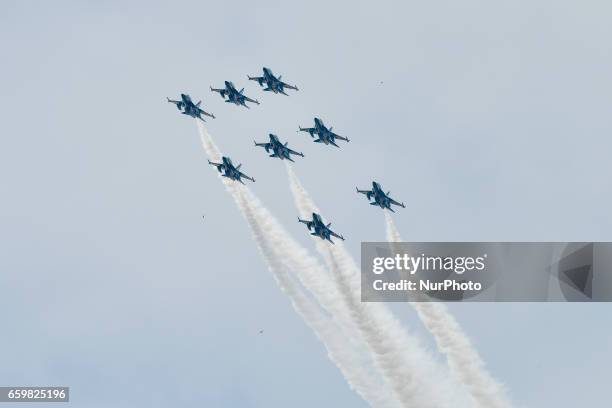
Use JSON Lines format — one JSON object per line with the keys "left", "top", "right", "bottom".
{"left": 1, "top": 1, "right": 611, "bottom": 406}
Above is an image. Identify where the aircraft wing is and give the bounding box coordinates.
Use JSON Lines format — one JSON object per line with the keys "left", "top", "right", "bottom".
{"left": 328, "top": 228, "right": 345, "bottom": 241}
{"left": 298, "top": 217, "right": 313, "bottom": 230}
{"left": 356, "top": 188, "right": 371, "bottom": 195}
{"left": 282, "top": 82, "right": 299, "bottom": 91}
{"left": 299, "top": 127, "right": 316, "bottom": 137}
{"left": 389, "top": 197, "right": 406, "bottom": 208}
{"left": 210, "top": 86, "right": 226, "bottom": 96}
{"left": 167, "top": 98, "right": 181, "bottom": 105}
{"left": 254, "top": 141, "right": 270, "bottom": 148}
{"left": 239, "top": 171, "right": 255, "bottom": 182}
{"left": 248, "top": 76, "right": 264, "bottom": 83}
{"left": 331, "top": 132, "right": 349, "bottom": 142}
{"left": 242, "top": 94, "right": 260, "bottom": 105}
{"left": 286, "top": 146, "right": 304, "bottom": 156}
{"left": 208, "top": 160, "right": 223, "bottom": 168}
{"left": 198, "top": 108, "right": 215, "bottom": 119}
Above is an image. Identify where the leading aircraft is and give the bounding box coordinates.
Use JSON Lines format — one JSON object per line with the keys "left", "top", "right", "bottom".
{"left": 298, "top": 212, "right": 345, "bottom": 244}
{"left": 356, "top": 181, "right": 405, "bottom": 212}
{"left": 167, "top": 93, "right": 215, "bottom": 121}
{"left": 210, "top": 81, "right": 260, "bottom": 108}
{"left": 298, "top": 118, "right": 349, "bottom": 147}
{"left": 248, "top": 67, "right": 299, "bottom": 95}
{"left": 254, "top": 134, "right": 304, "bottom": 162}
{"left": 208, "top": 156, "right": 255, "bottom": 184}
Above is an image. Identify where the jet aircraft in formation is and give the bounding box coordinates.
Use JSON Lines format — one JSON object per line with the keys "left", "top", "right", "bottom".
{"left": 356, "top": 182, "right": 405, "bottom": 212}
{"left": 248, "top": 67, "right": 299, "bottom": 95}
{"left": 167, "top": 93, "right": 215, "bottom": 121}
{"left": 299, "top": 118, "right": 349, "bottom": 147}
{"left": 168, "top": 68, "right": 412, "bottom": 243}
{"left": 208, "top": 156, "right": 255, "bottom": 184}
{"left": 210, "top": 81, "right": 260, "bottom": 108}
{"left": 298, "top": 213, "right": 345, "bottom": 244}
{"left": 254, "top": 134, "right": 304, "bottom": 162}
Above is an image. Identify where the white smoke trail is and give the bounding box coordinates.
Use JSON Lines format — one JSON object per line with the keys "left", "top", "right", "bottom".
{"left": 235, "top": 187, "right": 400, "bottom": 408}
{"left": 286, "top": 165, "right": 464, "bottom": 408}
{"left": 385, "top": 212, "right": 512, "bottom": 408}
{"left": 196, "top": 121, "right": 399, "bottom": 407}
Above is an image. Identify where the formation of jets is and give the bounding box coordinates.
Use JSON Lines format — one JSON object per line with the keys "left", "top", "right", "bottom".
{"left": 167, "top": 66, "right": 406, "bottom": 243}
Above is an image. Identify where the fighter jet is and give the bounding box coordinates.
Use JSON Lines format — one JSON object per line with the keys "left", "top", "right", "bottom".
{"left": 254, "top": 134, "right": 304, "bottom": 162}
{"left": 356, "top": 181, "right": 406, "bottom": 212}
{"left": 208, "top": 156, "right": 255, "bottom": 184}
{"left": 248, "top": 67, "right": 299, "bottom": 95}
{"left": 298, "top": 118, "right": 349, "bottom": 147}
{"left": 210, "top": 81, "right": 260, "bottom": 108}
{"left": 167, "top": 93, "right": 215, "bottom": 121}
{"left": 298, "top": 212, "right": 345, "bottom": 244}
